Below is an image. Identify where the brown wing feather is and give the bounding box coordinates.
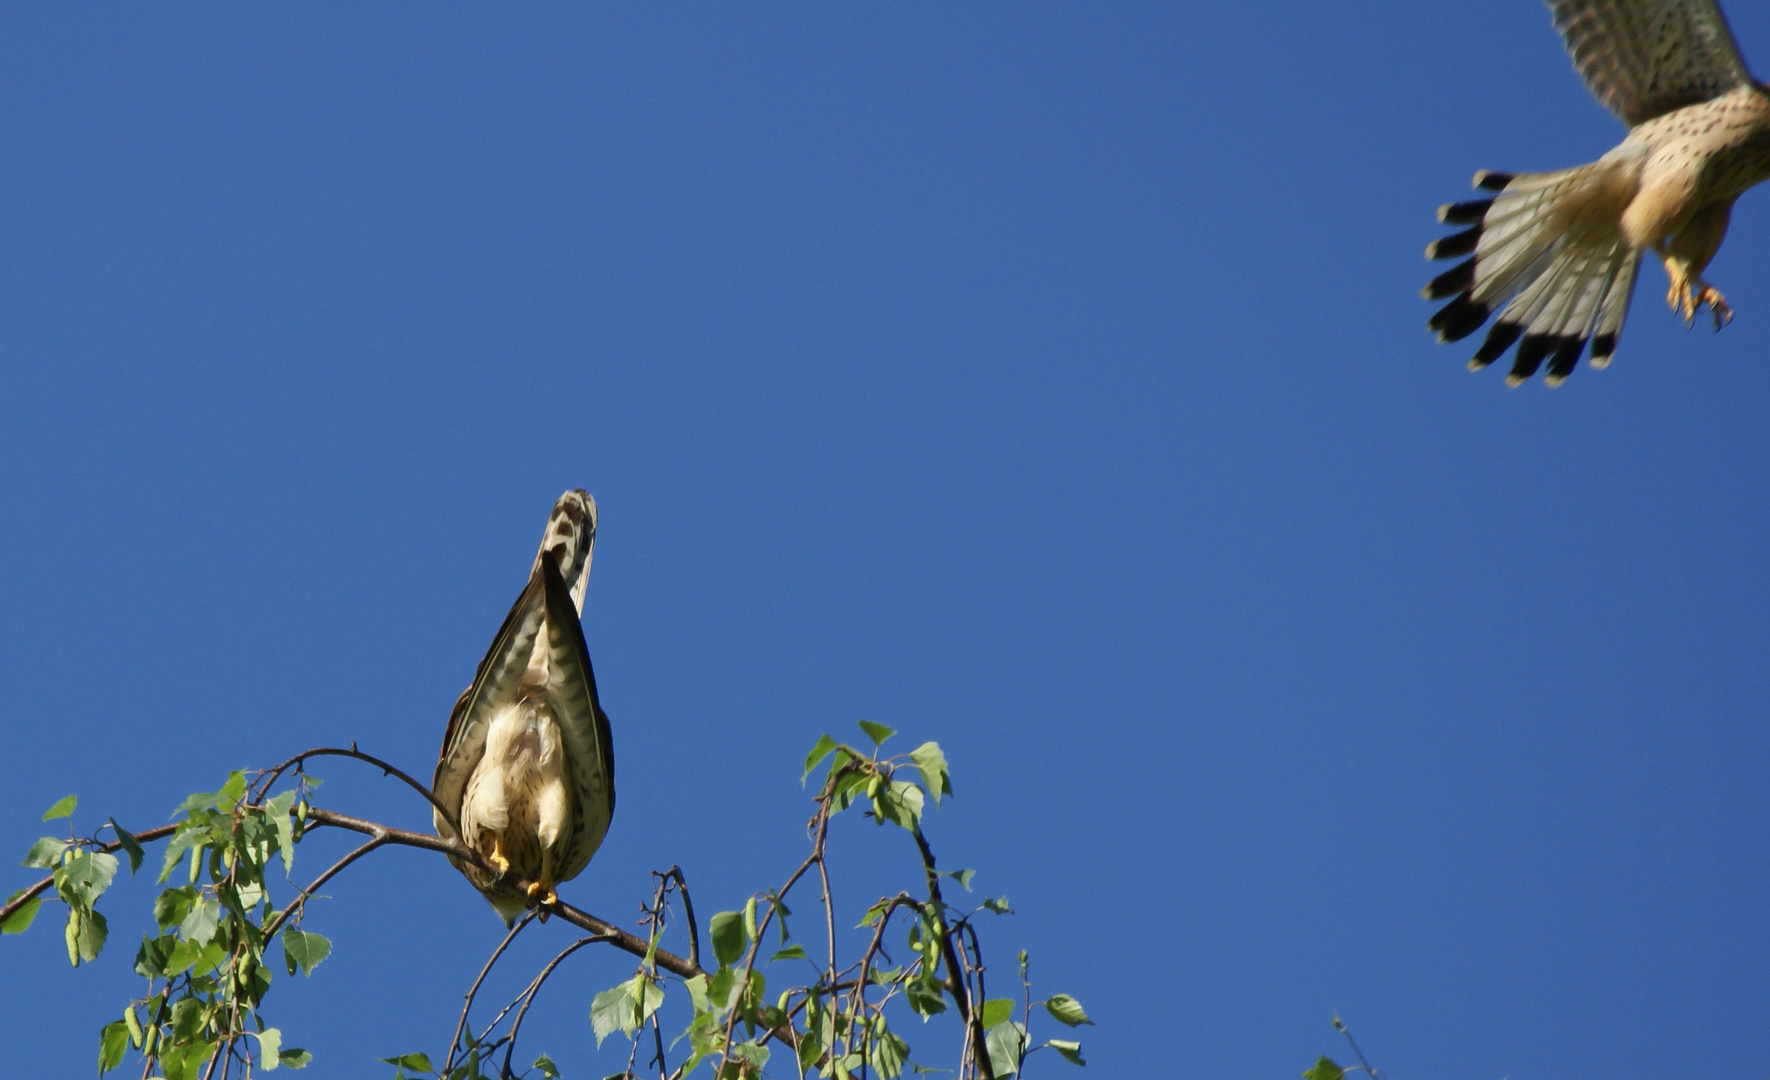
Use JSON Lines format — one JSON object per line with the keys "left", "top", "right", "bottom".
{"left": 538, "top": 553, "right": 615, "bottom": 885}
{"left": 431, "top": 567, "right": 549, "bottom": 839}
{"left": 1548, "top": 0, "right": 1755, "bottom": 125}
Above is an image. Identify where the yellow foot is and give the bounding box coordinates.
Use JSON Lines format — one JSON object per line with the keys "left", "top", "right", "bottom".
{"left": 488, "top": 837, "right": 511, "bottom": 878}
{"left": 1698, "top": 284, "right": 1733, "bottom": 330}
{"left": 1664, "top": 261, "right": 1733, "bottom": 329}
{"left": 526, "top": 880, "right": 558, "bottom": 922}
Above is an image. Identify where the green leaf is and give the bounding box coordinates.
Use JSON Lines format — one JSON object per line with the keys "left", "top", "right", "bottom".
{"left": 218, "top": 770, "right": 248, "bottom": 809}
{"left": 42, "top": 794, "right": 77, "bottom": 821}
{"left": 23, "top": 836, "right": 65, "bottom": 868}
{"left": 984, "top": 1021, "right": 1026, "bottom": 1080}
{"left": 106, "top": 819, "right": 145, "bottom": 876}
{"left": 710, "top": 910, "right": 747, "bottom": 969}
{"left": 857, "top": 720, "right": 896, "bottom": 748}
{"left": 943, "top": 868, "right": 975, "bottom": 891}
{"left": 278, "top": 1048, "right": 313, "bottom": 1070}
{"left": 265, "top": 791, "right": 297, "bottom": 875}
{"left": 1303, "top": 1057, "right": 1346, "bottom": 1080}
{"left": 134, "top": 933, "right": 173, "bottom": 977}
{"left": 590, "top": 974, "right": 664, "bottom": 1047}
{"left": 65, "top": 905, "right": 107, "bottom": 965}
{"left": 770, "top": 943, "right": 807, "bottom": 962}
{"left": 283, "top": 930, "right": 331, "bottom": 976}
{"left": 155, "top": 887, "right": 198, "bottom": 930}
{"left": 590, "top": 980, "right": 629, "bottom": 1045}
{"left": 905, "top": 977, "right": 946, "bottom": 1017}
{"left": 979, "top": 998, "right": 1016, "bottom": 1030}
{"left": 803, "top": 734, "right": 839, "bottom": 783}
{"left": 1, "top": 893, "right": 42, "bottom": 935}
{"left": 379, "top": 1052, "right": 434, "bottom": 1073}
{"left": 874, "top": 780, "right": 924, "bottom": 831}
{"left": 99, "top": 1020, "right": 130, "bottom": 1075}
{"left": 1046, "top": 1039, "right": 1086, "bottom": 1066}
{"left": 256, "top": 1027, "right": 283, "bottom": 1071}
{"left": 684, "top": 973, "right": 711, "bottom": 1013}
{"left": 58, "top": 849, "right": 119, "bottom": 906}
{"left": 868, "top": 1026, "right": 910, "bottom": 1080}
{"left": 909, "top": 742, "right": 952, "bottom": 805}
{"left": 1043, "top": 994, "right": 1093, "bottom": 1027}
{"left": 983, "top": 896, "right": 1013, "bottom": 915}
{"left": 729, "top": 1040, "right": 769, "bottom": 1069}
{"left": 532, "top": 1054, "right": 560, "bottom": 1079}
{"left": 191, "top": 939, "right": 228, "bottom": 979}
{"left": 180, "top": 897, "right": 220, "bottom": 946}
{"left": 158, "top": 823, "right": 206, "bottom": 885}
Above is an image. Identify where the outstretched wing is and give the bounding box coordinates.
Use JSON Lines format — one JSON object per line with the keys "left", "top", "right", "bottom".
{"left": 1548, "top": 0, "right": 1755, "bottom": 125}
{"left": 432, "top": 569, "right": 549, "bottom": 840}
{"left": 538, "top": 553, "right": 615, "bottom": 884}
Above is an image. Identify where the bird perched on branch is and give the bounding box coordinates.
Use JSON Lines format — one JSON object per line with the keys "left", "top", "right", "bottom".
{"left": 1425, "top": 0, "right": 1770, "bottom": 385}
{"left": 433, "top": 490, "right": 615, "bottom": 924}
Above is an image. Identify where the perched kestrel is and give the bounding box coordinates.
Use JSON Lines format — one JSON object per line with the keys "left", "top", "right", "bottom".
{"left": 1425, "top": 0, "right": 1770, "bottom": 385}
{"left": 433, "top": 490, "right": 615, "bottom": 924}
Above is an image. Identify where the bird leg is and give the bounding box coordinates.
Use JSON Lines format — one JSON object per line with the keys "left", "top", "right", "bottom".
{"left": 1658, "top": 202, "right": 1735, "bottom": 331}
{"left": 1661, "top": 249, "right": 1732, "bottom": 329}
{"left": 487, "top": 834, "right": 511, "bottom": 878}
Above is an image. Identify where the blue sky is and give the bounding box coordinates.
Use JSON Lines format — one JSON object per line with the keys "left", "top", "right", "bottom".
{"left": 4, "top": 3, "right": 1770, "bottom": 1077}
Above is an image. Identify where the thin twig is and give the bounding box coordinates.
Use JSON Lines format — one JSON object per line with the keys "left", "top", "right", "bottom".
{"left": 660, "top": 866, "right": 700, "bottom": 971}
{"left": 911, "top": 823, "right": 995, "bottom": 1080}
{"left": 1335, "top": 1015, "right": 1384, "bottom": 1080}
{"left": 260, "top": 832, "right": 388, "bottom": 940}
{"left": 251, "top": 746, "right": 457, "bottom": 832}
{"left": 442, "top": 911, "right": 538, "bottom": 1077}
{"left": 500, "top": 935, "right": 611, "bottom": 1077}
{"left": 651, "top": 1011, "right": 669, "bottom": 1080}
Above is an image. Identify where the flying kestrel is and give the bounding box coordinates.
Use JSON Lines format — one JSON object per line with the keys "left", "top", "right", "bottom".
{"left": 1425, "top": 0, "right": 1770, "bottom": 385}
{"left": 433, "top": 490, "right": 615, "bottom": 924}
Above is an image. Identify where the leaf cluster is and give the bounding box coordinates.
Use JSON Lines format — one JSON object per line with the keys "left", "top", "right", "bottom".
{"left": 9, "top": 771, "right": 323, "bottom": 1077}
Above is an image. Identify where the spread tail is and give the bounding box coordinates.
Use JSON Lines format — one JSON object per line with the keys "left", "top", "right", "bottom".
{"left": 1425, "top": 166, "right": 1640, "bottom": 385}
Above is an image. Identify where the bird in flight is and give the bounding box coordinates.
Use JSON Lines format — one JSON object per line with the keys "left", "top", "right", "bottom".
{"left": 1425, "top": 0, "right": 1770, "bottom": 385}
{"left": 433, "top": 490, "right": 615, "bottom": 924}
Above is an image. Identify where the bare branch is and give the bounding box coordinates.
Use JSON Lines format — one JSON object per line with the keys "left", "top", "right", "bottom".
{"left": 500, "top": 934, "right": 612, "bottom": 1078}
{"left": 658, "top": 866, "right": 700, "bottom": 971}
{"left": 443, "top": 910, "right": 538, "bottom": 1077}
{"left": 295, "top": 806, "right": 706, "bottom": 979}
{"left": 252, "top": 746, "right": 457, "bottom": 833}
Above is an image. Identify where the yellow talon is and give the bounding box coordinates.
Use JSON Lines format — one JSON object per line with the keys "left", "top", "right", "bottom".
{"left": 526, "top": 880, "right": 558, "bottom": 922}
{"left": 1663, "top": 254, "right": 1733, "bottom": 330}
{"left": 488, "top": 836, "right": 511, "bottom": 877}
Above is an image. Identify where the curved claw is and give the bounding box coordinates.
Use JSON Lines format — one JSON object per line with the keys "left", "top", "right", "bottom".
{"left": 1664, "top": 256, "right": 1733, "bottom": 330}
{"left": 1700, "top": 285, "right": 1733, "bottom": 330}
{"left": 526, "top": 880, "right": 559, "bottom": 921}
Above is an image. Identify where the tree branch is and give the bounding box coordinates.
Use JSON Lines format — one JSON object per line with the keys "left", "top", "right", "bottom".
{"left": 443, "top": 910, "right": 538, "bottom": 1078}
{"left": 1, "top": 822, "right": 177, "bottom": 927}
{"left": 912, "top": 823, "right": 996, "bottom": 1080}
{"left": 297, "top": 807, "right": 706, "bottom": 980}
{"left": 500, "top": 934, "right": 611, "bottom": 1078}
{"left": 253, "top": 746, "right": 458, "bottom": 834}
